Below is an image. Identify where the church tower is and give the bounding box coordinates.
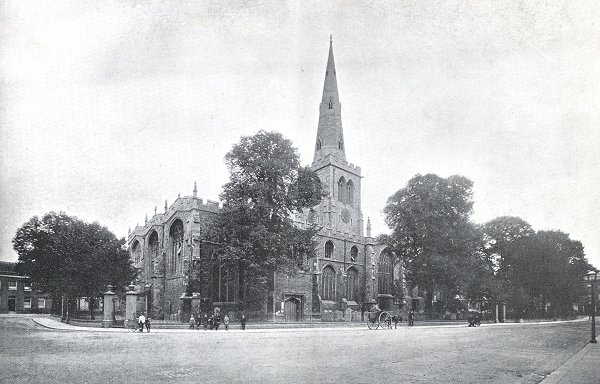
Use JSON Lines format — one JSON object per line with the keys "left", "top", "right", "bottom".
{"left": 311, "top": 36, "right": 363, "bottom": 237}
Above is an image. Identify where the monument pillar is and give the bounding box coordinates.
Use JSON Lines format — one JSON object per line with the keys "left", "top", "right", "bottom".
{"left": 102, "top": 285, "right": 116, "bottom": 328}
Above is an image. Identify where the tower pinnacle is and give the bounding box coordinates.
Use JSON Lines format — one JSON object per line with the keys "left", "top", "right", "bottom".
{"left": 313, "top": 36, "right": 345, "bottom": 163}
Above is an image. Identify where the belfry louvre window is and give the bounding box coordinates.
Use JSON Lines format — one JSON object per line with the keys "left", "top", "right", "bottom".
{"left": 346, "top": 180, "right": 354, "bottom": 206}
{"left": 350, "top": 246, "right": 358, "bottom": 262}
{"left": 322, "top": 265, "right": 336, "bottom": 301}
{"left": 325, "top": 241, "right": 334, "bottom": 259}
{"left": 378, "top": 253, "right": 393, "bottom": 295}
{"left": 337, "top": 177, "right": 346, "bottom": 203}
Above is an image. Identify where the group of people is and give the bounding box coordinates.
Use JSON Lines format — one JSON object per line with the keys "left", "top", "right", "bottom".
{"left": 189, "top": 313, "right": 247, "bottom": 331}
{"left": 137, "top": 312, "right": 247, "bottom": 332}
{"left": 137, "top": 313, "right": 151, "bottom": 332}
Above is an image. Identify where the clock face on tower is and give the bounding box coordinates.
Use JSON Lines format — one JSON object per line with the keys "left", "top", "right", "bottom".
{"left": 341, "top": 208, "right": 351, "bottom": 223}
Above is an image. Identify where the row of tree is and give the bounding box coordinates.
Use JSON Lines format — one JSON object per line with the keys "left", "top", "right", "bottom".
{"left": 383, "top": 174, "right": 592, "bottom": 318}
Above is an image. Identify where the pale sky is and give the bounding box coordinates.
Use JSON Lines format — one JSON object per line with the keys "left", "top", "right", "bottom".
{"left": 1, "top": 1, "right": 599, "bottom": 269}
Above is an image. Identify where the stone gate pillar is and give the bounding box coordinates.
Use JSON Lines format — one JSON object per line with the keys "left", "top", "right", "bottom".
{"left": 125, "top": 284, "right": 138, "bottom": 328}
{"left": 102, "top": 285, "right": 116, "bottom": 328}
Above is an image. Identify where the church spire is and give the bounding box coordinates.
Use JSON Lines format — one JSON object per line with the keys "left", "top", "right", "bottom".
{"left": 313, "top": 35, "right": 345, "bottom": 163}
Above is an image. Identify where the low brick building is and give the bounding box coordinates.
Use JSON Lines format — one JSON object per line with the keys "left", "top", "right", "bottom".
{"left": 0, "top": 261, "right": 52, "bottom": 314}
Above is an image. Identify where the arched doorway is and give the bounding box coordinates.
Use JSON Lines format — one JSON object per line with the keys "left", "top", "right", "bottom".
{"left": 284, "top": 297, "right": 301, "bottom": 322}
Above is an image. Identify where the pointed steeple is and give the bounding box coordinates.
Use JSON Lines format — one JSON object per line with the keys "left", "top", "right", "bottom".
{"left": 313, "top": 35, "right": 345, "bottom": 163}
{"left": 366, "top": 217, "right": 372, "bottom": 237}
{"left": 164, "top": 199, "right": 168, "bottom": 213}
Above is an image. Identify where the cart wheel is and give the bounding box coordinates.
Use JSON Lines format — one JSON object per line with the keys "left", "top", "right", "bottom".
{"left": 379, "top": 312, "right": 392, "bottom": 329}
{"left": 367, "top": 317, "right": 377, "bottom": 330}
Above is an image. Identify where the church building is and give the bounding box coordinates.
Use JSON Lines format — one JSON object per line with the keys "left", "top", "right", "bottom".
{"left": 128, "top": 38, "right": 409, "bottom": 321}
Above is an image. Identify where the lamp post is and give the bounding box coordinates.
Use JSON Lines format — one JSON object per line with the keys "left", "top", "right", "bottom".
{"left": 586, "top": 271, "right": 598, "bottom": 344}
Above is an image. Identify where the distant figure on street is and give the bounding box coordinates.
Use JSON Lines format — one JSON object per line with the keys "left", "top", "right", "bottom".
{"left": 189, "top": 315, "right": 195, "bottom": 329}
{"left": 224, "top": 314, "right": 230, "bottom": 331}
{"left": 138, "top": 313, "right": 146, "bottom": 332}
{"left": 213, "top": 313, "right": 221, "bottom": 331}
{"left": 203, "top": 314, "right": 208, "bottom": 330}
{"left": 240, "top": 314, "right": 247, "bottom": 330}
{"left": 408, "top": 310, "right": 414, "bottom": 327}
{"left": 145, "top": 317, "right": 151, "bottom": 332}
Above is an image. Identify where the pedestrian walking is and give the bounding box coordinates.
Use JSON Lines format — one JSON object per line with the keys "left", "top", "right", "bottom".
{"left": 408, "top": 310, "right": 414, "bottom": 326}
{"left": 138, "top": 313, "right": 146, "bottom": 332}
{"left": 189, "top": 315, "right": 195, "bottom": 330}
{"left": 145, "top": 317, "right": 151, "bottom": 332}
{"left": 224, "top": 314, "right": 230, "bottom": 331}
{"left": 203, "top": 314, "right": 208, "bottom": 330}
{"left": 240, "top": 314, "right": 247, "bottom": 330}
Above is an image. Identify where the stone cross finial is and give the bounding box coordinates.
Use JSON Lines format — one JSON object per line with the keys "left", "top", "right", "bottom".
{"left": 145, "top": 214, "right": 148, "bottom": 225}
{"left": 164, "top": 199, "right": 168, "bottom": 212}
{"left": 154, "top": 205, "right": 157, "bottom": 215}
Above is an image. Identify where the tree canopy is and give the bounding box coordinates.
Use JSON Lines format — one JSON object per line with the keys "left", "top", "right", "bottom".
{"left": 208, "top": 130, "right": 323, "bottom": 313}
{"left": 383, "top": 174, "right": 479, "bottom": 311}
{"left": 13, "top": 212, "right": 136, "bottom": 317}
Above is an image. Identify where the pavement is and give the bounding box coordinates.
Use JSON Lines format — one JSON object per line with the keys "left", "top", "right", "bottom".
{"left": 538, "top": 341, "right": 600, "bottom": 384}
{"left": 29, "top": 315, "right": 600, "bottom": 384}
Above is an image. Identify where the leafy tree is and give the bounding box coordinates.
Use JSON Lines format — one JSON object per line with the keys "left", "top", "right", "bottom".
{"left": 511, "top": 230, "right": 590, "bottom": 317}
{"left": 13, "top": 212, "right": 136, "bottom": 319}
{"left": 383, "top": 174, "right": 480, "bottom": 314}
{"left": 207, "top": 131, "right": 323, "bottom": 315}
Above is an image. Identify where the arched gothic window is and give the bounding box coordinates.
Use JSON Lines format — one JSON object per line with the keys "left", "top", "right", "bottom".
{"left": 378, "top": 252, "right": 393, "bottom": 295}
{"left": 132, "top": 241, "right": 141, "bottom": 264}
{"left": 347, "top": 267, "right": 358, "bottom": 301}
{"left": 350, "top": 246, "right": 358, "bottom": 262}
{"left": 169, "top": 219, "right": 184, "bottom": 275}
{"left": 213, "top": 264, "right": 236, "bottom": 302}
{"left": 322, "top": 265, "right": 336, "bottom": 301}
{"left": 316, "top": 138, "right": 322, "bottom": 151}
{"left": 324, "top": 241, "right": 334, "bottom": 259}
{"left": 337, "top": 177, "right": 346, "bottom": 203}
{"left": 338, "top": 140, "right": 344, "bottom": 150}
{"left": 346, "top": 179, "right": 355, "bottom": 207}
{"left": 148, "top": 231, "right": 159, "bottom": 275}
{"left": 328, "top": 97, "right": 333, "bottom": 109}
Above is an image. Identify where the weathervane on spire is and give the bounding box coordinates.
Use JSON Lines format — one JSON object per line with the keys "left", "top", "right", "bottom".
{"left": 330, "top": 34, "right": 333, "bottom": 45}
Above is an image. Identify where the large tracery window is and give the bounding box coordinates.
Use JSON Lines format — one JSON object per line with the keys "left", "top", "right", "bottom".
{"left": 131, "top": 241, "right": 141, "bottom": 264}
{"left": 169, "top": 219, "right": 184, "bottom": 275}
{"left": 347, "top": 180, "right": 355, "bottom": 207}
{"left": 322, "top": 265, "right": 336, "bottom": 301}
{"left": 347, "top": 267, "right": 358, "bottom": 302}
{"left": 213, "top": 264, "right": 236, "bottom": 302}
{"left": 324, "top": 241, "right": 334, "bottom": 259}
{"left": 378, "top": 252, "right": 393, "bottom": 295}
{"left": 337, "top": 177, "right": 346, "bottom": 203}
{"left": 148, "top": 231, "right": 159, "bottom": 275}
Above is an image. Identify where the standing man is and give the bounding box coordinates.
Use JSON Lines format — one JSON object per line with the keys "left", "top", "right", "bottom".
{"left": 224, "top": 314, "right": 230, "bottom": 331}
{"left": 138, "top": 313, "right": 146, "bottom": 332}
{"left": 240, "top": 314, "right": 247, "bottom": 330}
{"left": 408, "top": 310, "right": 414, "bottom": 327}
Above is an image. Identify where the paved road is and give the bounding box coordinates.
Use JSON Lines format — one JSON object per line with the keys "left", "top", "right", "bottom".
{"left": 0, "top": 315, "right": 592, "bottom": 383}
